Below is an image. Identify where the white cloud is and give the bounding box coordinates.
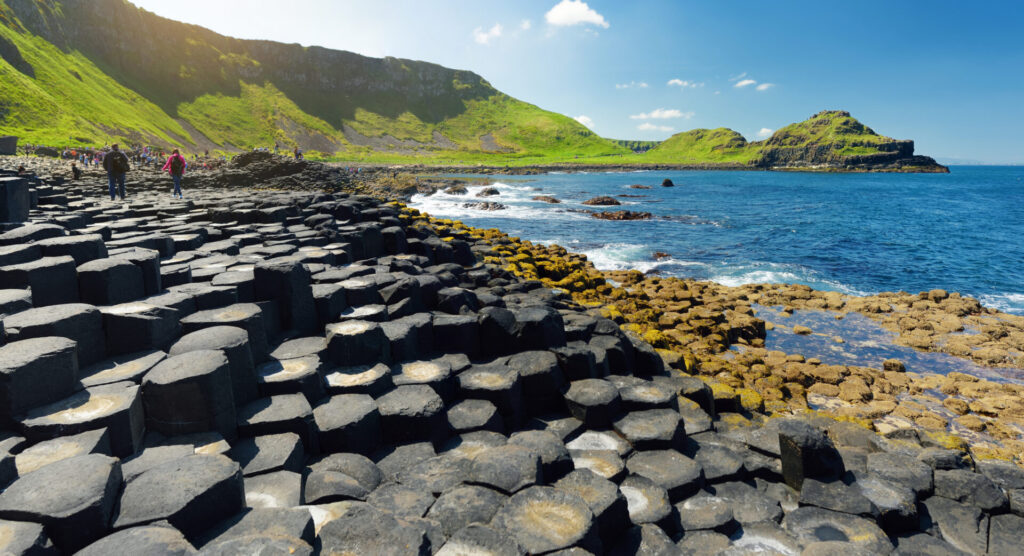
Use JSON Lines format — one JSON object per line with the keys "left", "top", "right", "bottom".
{"left": 520, "top": 19, "right": 532, "bottom": 31}
{"left": 545, "top": 0, "right": 609, "bottom": 28}
{"left": 756, "top": 83, "right": 774, "bottom": 91}
{"left": 667, "top": 79, "right": 704, "bottom": 89}
{"left": 734, "top": 79, "right": 757, "bottom": 88}
{"left": 574, "top": 115, "right": 595, "bottom": 129}
{"left": 630, "top": 108, "right": 694, "bottom": 120}
{"left": 615, "top": 81, "right": 648, "bottom": 89}
{"left": 757, "top": 127, "right": 774, "bottom": 138}
{"left": 472, "top": 23, "right": 503, "bottom": 45}
{"left": 729, "top": 72, "right": 748, "bottom": 82}
{"left": 637, "top": 123, "right": 674, "bottom": 132}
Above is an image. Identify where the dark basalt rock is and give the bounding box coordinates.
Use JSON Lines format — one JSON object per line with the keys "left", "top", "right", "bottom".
{"left": 581, "top": 196, "right": 621, "bottom": 206}
{"left": 113, "top": 454, "right": 244, "bottom": 541}
{"left": 590, "top": 210, "right": 652, "bottom": 221}
{"left": 0, "top": 454, "right": 121, "bottom": 552}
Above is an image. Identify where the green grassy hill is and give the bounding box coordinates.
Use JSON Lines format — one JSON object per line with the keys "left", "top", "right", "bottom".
{"left": 0, "top": 1, "right": 943, "bottom": 170}
{"left": 0, "top": 0, "right": 627, "bottom": 161}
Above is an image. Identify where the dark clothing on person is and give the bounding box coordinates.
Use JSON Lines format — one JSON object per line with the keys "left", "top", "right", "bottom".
{"left": 103, "top": 149, "right": 129, "bottom": 200}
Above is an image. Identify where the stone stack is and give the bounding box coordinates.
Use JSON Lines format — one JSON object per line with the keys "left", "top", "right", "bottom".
{"left": 0, "top": 171, "right": 1018, "bottom": 554}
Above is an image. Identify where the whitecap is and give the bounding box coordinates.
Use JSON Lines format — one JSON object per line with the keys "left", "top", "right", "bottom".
{"left": 978, "top": 292, "right": 1024, "bottom": 315}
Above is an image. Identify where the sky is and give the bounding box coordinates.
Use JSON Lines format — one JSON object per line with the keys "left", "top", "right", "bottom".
{"left": 129, "top": 0, "right": 1024, "bottom": 164}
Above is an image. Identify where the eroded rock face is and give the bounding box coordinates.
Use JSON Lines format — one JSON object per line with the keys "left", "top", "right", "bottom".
{"left": 0, "top": 167, "right": 1014, "bottom": 554}
{"left": 590, "top": 210, "right": 652, "bottom": 221}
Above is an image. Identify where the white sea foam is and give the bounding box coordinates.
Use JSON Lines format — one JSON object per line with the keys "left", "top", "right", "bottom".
{"left": 578, "top": 242, "right": 674, "bottom": 272}
{"left": 979, "top": 292, "right": 1024, "bottom": 315}
{"left": 408, "top": 181, "right": 590, "bottom": 222}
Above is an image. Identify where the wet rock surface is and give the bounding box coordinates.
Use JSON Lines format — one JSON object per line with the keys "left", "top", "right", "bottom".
{"left": 0, "top": 166, "right": 1019, "bottom": 553}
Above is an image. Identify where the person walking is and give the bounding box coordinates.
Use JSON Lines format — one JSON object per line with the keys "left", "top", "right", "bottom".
{"left": 162, "top": 148, "right": 187, "bottom": 198}
{"left": 103, "top": 144, "right": 130, "bottom": 201}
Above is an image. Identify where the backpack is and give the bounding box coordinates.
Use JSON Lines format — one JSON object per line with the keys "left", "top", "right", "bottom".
{"left": 112, "top": 152, "right": 129, "bottom": 173}
{"left": 170, "top": 156, "right": 184, "bottom": 175}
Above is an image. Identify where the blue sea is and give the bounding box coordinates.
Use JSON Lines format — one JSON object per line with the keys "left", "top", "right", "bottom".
{"left": 409, "top": 166, "right": 1024, "bottom": 315}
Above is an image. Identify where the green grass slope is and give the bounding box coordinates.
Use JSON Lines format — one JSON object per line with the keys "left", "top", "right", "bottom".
{"left": 0, "top": 0, "right": 627, "bottom": 162}
{"left": 643, "top": 128, "right": 756, "bottom": 164}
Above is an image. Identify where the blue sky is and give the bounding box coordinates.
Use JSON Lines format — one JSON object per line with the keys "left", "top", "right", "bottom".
{"left": 130, "top": 0, "right": 1023, "bottom": 163}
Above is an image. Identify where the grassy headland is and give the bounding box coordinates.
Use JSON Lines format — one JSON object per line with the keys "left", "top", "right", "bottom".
{"left": 0, "top": 0, "right": 944, "bottom": 171}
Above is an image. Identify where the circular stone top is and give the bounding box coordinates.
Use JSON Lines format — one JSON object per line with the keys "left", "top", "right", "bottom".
{"left": 258, "top": 356, "right": 319, "bottom": 382}
{"left": 492, "top": 486, "right": 595, "bottom": 554}
{"left": 324, "top": 363, "right": 389, "bottom": 388}
{"left": 565, "top": 379, "right": 619, "bottom": 407}
{"left": 102, "top": 302, "right": 156, "bottom": 316}
{"left": 22, "top": 381, "right": 137, "bottom": 425}
{"left": 397, "top": 361, "right": 448, "bottom": 382}
{"left": 144, "top": 350, "right": 230, "bottom": 385}
{"left": 0, "top": 454, "right": 120, "bottom": 519}
{"left": 377, "top": 385, "right": 443, "bottom": 418}
{"left": 3, "top": 303, "right": 98, "bottom": 328}
{"left": 327, "top": 321, "right": 373, "bottom": 336}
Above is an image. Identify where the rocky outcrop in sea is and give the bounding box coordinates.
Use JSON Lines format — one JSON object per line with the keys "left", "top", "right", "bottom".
{"left": 0, "top": 160, "right": 1019, "bottom": 554}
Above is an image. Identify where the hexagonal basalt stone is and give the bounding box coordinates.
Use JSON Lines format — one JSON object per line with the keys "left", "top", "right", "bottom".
{"left": 610, "top": 524, "right": 677, "bottom": 555}
{"left": 309, "top": 453, "right": 382, "bottom": 494}
{"left": 201, "top": 507, "right": 315, "bottom": 553}
{"left": 509, "top": 430, "right": 572, "bottom": 482}
{"left": 373, "top": 442, "right": 437, "bottom": 482}
{"left": 100, "top": 303, "right": 181, "bottom": 356}
{"left": 799, "top": 478, "right": 878, "bottom": 518}
{"left": 0, "top": 337, "right": 79, "bottom": 425}
{"left": 113, "top": 454, "right": 244, "bottom": 541}
{"left": 492, "top": 486, "right": 599, "bottom": 554}
{"left": 14, "top": 428, "right": 110, "bottom": 476}
{"left": 398, "top": 454, "right": 471, "bottom": 495}
{"left": 181, "top": 303, "right": 269, "bottom": 363}
{"left": 458, "top": 364, "right": 523, "bottom": 418}
{"left": 689, "top": 441, "right": 746, "bottom": 484}
{"left": 776, "top": 419, "right": 845, "bottom": 490}
{"left": 168, "top": 325, "right": 258, "bottom": 406}
{"left": 855, "top": 474, "right": 918, "bottom": 533}
{"left": 427, "top": 485, "right": 507, "bottom": 537}
{"left": 619, "top": 474, "right": 673, "bottom": 530}
{"left": 77, "top": 258, "right": 144, "bottom": 306}
{"left": 317, "top": 502, "right": 430, "bottom": 555}
{"left": 564, "top": 379, "right": 621, "bottom": 428}
{"left": 867, "top": 451, "right": 933, "bottom": 496}
{"left": 626, "top": 450, "right": 704, "bottom": 502}
{"left": 325, "top": 320, "right": 391, "bottom": 366}
{"left": 19, "top": 381, "right": 144, "bottom": 457}
{"left": 921, "top": 496, "right": 989, "bottom": 555}
{"left": 708, "top": 481, "right": 782, "bottom": 525}
{"left": 506, "top": 350, "right": 565, "bottom": 415}
{"left": 782, "top": 506, "right": 893, "bottom": 555}
{"left": 555, "top": 469, "right": 630, "bottom": 544}
{"left": 256, "top": 355, "right": 325, "bottom": 403}
{"left": 565, "top": 429, "right": 632, "bottom": 457}
{"left": 313, "top": 394, "right": 381, "bottom": 455}
{"left": 437, "top": 524, "right": 523, "bottom": 556}
{"left": 674, "top": 493, "right": 736, "bottom": 534}
{"left": 934, "top": 468, "right": 1008, "bottom": 512}
{"left": 237, "top": 394, "right": 317, "bottom": 451}
{"left": 447, "top": 399, "right": 504, "bottom": 434}
{"left": 0, "top": 454, "right": 122, "bottom": 552}
{"left": 3, "top": 303, "right": 105, "bottom": 366}
{"left": 613, "top": 409, "right": 684, "bottom": 451}
{"left": 570, "top": 449, "right": 626, "bottom": 482}
{"left": 367, "top": 483, "right": 436, "bottom": 519}
{"left": 244, "top": 470, "right": 303, "bottom": 508}
{"left": 77, "top": 526, "right": 195, "bottom": 556}
{"left": 143, "top": 350, "right": 237, "bottom": 441}
{"left": 469, "top": 445, "right": 541, "bottom": 494}
{"left": 377, "top": 385, "right": 448, "bottom": 446}
{"left": 618, "top": 381, "right": 676, "bottom": 411}
{"left": 392, "top": 359, "right": 456, "bottom": 401}
{"left": 80, "top": 350, "right": 166, "bottom": 388}
{"left": 228, "top": 433, "right": 304, "bottom": 477}
{"left": 269, "top": 336, "right": 327, "bottom": 362}
{"left": 323, "top": 362, "right": 393, "bottom": 397}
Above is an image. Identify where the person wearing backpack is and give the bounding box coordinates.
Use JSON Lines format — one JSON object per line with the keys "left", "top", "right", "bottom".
{"left": 162, "top": 148, "right": 187, "bottom": 198}
{"left": 102, "top": 143, "right": 130, "bottom": 201}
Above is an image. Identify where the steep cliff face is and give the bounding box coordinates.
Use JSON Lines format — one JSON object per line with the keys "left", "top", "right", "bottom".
{"left": 750, "top": 111, "right": 946, "bottom": 171}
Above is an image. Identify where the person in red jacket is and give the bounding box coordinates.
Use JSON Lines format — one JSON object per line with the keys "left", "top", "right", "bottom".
{"left": 162, "top": 148, "right": 187, "bottom": 198}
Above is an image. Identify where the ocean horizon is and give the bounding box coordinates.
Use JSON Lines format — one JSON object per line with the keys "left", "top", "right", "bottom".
{"left": 411, "top": 165, "right": 1024, "bottom": 315}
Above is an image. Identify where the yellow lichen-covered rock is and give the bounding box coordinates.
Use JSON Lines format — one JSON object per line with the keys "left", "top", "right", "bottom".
{"left": 942, "top": 398, "right": 971, "bottom": 415}
{"left": 737, "top": 388, "right": 765, "bottom": 413}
